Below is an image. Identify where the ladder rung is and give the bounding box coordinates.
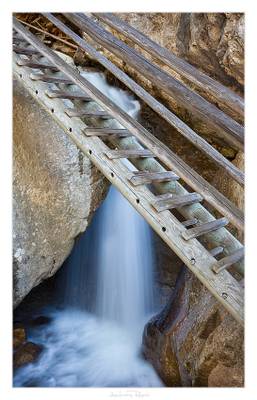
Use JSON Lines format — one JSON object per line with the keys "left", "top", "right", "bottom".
{"left": 128, "top": 171, "right": 179, "bottom": 186}
{"left": 83, "top": 128, "right": 131, "bottom": 137}
{"left": 105, "top": 149, "right": 155, "bottom": 159}
{"left": 65, "top": 108, "right": 112, "bottom": 118}
{"left": 212, "top": 247, "right": 244, "bottom": 274}
{"left": 13, "top": 45, "right": 40, "bottom": 55}
{"left": 13, "top": 37, "right": 27, "bottom": 45}
{"left": 30, "top": 73, "right": 73, "bottom": 84}
{"left": 46, "top": 90, "right": 92, "bottom": 101}
{"left": 209, "top": 246, "right": 224, "bottom": 257}
{"left": 182, "top": 217, "right": 229, "bottom": 241}
{"left": 152, "top": 193, "right": 202, "bottom": 212}
{"left": 181, "top": 218, "right": 198, "bottom": 228}
{"left": 17, "top": 59, "right": 59, "bottom": 72}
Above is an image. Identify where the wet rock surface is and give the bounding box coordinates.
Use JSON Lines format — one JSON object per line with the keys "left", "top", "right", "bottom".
{"left": 14, "top": 341, "right": 43, "bottom": 370}
{"left": 142, "top": 267, "right": 244, "bottom": 387}
{"left": 13, "top": 79, "right": 109, "bottom": 307}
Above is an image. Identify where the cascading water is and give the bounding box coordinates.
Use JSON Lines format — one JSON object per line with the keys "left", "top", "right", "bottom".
{"left": 14, "top": 70, "right": 163, "bottom": 387}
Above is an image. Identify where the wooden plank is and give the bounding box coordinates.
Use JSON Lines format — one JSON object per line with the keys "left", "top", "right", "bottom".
{"left": 128, "top": 171, "right": 179, "bottom": 186}
{"left": 83, "top": 128, "right": 131, "bottom": 137}
{"left": 44, "top": 13, "right": 244, "bottom": 186}
{"left": 14, "top": 18, "right": 244, "bottom": 231}
{"left": 13, "top": 45, "right": 40, "bottom": 55}
{"left": 16, "top": 59, "right": 59, "bottom": 72}
{"left": 66, "top": 13, "right": 244, "bottom": 150}
{"left": 105, "top": 149, "right": 154, "bottom": 159}
{"left": 212, "top": 248, "right": 244, "bottom": 274}
{"left": 13, "top": 37, "right": 28, "bottom": 45}
{"left": 181, "top": 218, "right": 198, "bottom": 227}
{"left": 95, "top": 13, "right": 244, "bottom": 118}
{"left": 30, "top": 73, "right": 73, "bottom": 84}
{"left": 153, "top": 192, "right": 202, "bottom": 212}
{"left": 13, "top": 50, "right": 244, "bottom": 324}
{"left": 182, "top": 218, "right": 229, "bottom": 241}
{"left": 65, "top": 108, "right": 112, "bottom": 118}
{"left": 45, "top": 89, "right": 92, "bottom": 101}
{"left": 210, "top": 246, "right": 224, "bottom": 257}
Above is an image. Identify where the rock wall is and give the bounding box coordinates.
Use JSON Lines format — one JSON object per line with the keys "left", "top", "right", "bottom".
{"left": 13, "top": 79, "right": 109, "bottom": 307}
{"left": 143, "top": 267, "right": 244, "bottom": 387}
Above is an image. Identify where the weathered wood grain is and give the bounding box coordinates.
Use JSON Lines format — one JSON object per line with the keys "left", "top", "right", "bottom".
{"left": 67, "top": 13, "right": 244, "bottom": 150}
{"left": 46, "top": 89, "right": 92, "bottom": 101}
{"left": 210, "top": 246, "right": 224, "bottom": 257}
{"left": 13, "top": 45, "right": 40, "bottom": 55}
{"left": 44, "top": 13, "right": 244, "bottom": 186}
{"left": 84, "top": 128, "right": 131, "bottom": 137}
{"left": 181, "top": 218, "right": 198, "bottom": 227}
{"left": 95, "top": 13, "right": 244, "bottom": 118}
{"left": 16, "top": 16, "right": 244, "bottom": 230}
{"left": 182, "top": 218, "right": 228, "bottom": 241}
{"left": 128, "top": 171, "right": 179, "bottom": 185}
{"left": 30, "top": 73, "right": 73, "bottom": 85}
{"left": 153, "top": 192, "right": 202, "bottom": 212}
{"left": 105, "top": 149, "right": 154, "bottom": 159}
{"left": 212, "top": 248, "right": 244, "bottom": 273}
{"left": 16, "top": 59, "right": 59, "bottom": 72}
{"left": 65, "top": 108, "right": 112, "bottom": 118}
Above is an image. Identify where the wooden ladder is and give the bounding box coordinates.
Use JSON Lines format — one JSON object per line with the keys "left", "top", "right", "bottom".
{"left": 13, "top": 17, "right": 244, "bottom": 325}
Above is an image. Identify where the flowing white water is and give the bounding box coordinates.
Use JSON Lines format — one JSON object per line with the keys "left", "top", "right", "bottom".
{"left": 14, "top": 71, "right": 163, "bottom": 387}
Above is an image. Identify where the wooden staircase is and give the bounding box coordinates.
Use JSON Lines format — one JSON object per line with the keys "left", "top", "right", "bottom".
{"left": 13, "top": 14, "right": 244, "bottom": 325}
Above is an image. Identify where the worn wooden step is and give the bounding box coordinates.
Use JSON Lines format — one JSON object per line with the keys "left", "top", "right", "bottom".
{"left": 45, "top": 89, "right": 92, "bottom": 101}
{"left": 105, "top": 149, "right": 154, "bottom": 159}
{"left": 65, "top": 108, "right": 112, "bottom": 118}
{"left": 209, "top": 246, "right": 224, "bottom": 257}
{"left": 13, "top": 45, "right": 40, "bottom": 55}
{"left": 30, "top": 73, "right": 73, "bottom": 84}
{"left": 182, "top": 217, "right": 229, "bottom": 241}
{"left": 17, "top": 59, "right": 59, "bottom": 72}
{"left": 83, "top": 128, "right": 131, "bottom": 137}
{"left": 152, "top": 193, "right": 202, "bottom": 212}
{"left": 212, "top": 248, "right": 244, "bottom": 274}
{"left": 13, "top": 37, "right": 28, "bottom": 45}
{"left": 128, "top": 171, "right": 179, "bottom": 186}
{"left": 181, "top": 218, "right": 198, "bottom": 228}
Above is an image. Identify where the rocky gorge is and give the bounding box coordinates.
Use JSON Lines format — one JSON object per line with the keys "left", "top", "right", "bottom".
{"left": 13, "top": 13, "right": 244, "bottom": 387}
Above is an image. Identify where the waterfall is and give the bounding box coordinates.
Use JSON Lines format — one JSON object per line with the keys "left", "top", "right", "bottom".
{"left": 14, "top": 71, "right": 163, "bottom": 387}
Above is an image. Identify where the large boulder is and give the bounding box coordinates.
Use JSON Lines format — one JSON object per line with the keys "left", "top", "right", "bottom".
{"left": 142, "top": 267, "right": 244, "bottom": 387}
{"left": 13, "top": 79, "right": 109, "bottom": 307}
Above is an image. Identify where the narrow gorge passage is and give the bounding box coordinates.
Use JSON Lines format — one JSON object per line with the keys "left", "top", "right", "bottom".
{"left": 14, "top": 70, "right": 163, "bottom": 387}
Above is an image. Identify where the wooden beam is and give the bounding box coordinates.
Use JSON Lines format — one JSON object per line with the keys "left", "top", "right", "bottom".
{"left": 65, "top": 108, "right": 112, "bottom": 118}
{"left": 30, "top": 73, "right": 73, "bottom": 84}
{"left": 209, "top": 246, "right": 224, "bottom": 257}
{"left": 128, "top": 170, "right": 179, "bottom": 186}
{"left": 153, "top": 193, "right": 202, "bottom": 212}
{"left": 44, "top": 13, "right": 244, "bottom": 186}
{"left": 212, "top": 248, "right": 244, "bottom": 274}
{"left": 45, "top": 89, "right": 92, "bottom": 101}
{"left": 16, "top": 59, "right": 59, "bottom": 72}
{"left": 94, "top": 13, "right": 244, "bottom": 119}
{"left": 182, "top": 218, "right": 228, "bottom": 241}
{"left": 14, "top": 17, "right": 244, "bottom": 231}
{"left": 105, "top": 149, "right": 154, "bottom": 159}
{"left": 66, "top": 13, "right": 244, "bottom": 150}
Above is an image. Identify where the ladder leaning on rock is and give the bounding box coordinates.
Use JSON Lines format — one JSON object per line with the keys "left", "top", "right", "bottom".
{"left": 12, "top": 14, "right": 244, "bottom": 325}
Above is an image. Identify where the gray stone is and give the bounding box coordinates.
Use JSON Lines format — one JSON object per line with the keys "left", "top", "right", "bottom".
{"left": 13, "top": 79, "right": 109, "bottom": 307}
